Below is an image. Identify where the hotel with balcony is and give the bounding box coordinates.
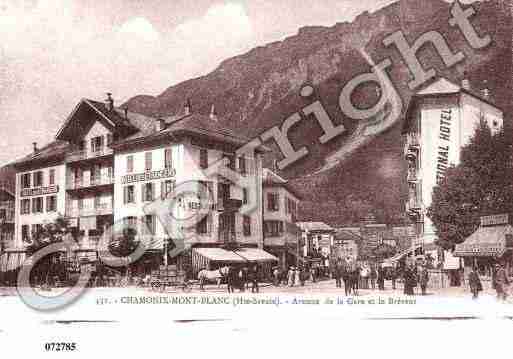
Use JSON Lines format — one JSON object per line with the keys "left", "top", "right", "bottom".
{"left": 402, "top": 77, "right": 503, "bottom": 249}
{"left": 12, "top": 94, "right": 271, "bottom": 273}
{"left": 262, "top": 168, "right": 301, "bottom": 269}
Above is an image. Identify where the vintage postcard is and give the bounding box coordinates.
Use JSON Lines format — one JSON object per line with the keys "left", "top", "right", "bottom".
{"left": 0, "top": 0, "right": 512, "bottom": 356}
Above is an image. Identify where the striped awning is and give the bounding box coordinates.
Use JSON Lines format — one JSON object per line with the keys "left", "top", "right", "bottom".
{"left": 0, "top": 251, "right": 27, "bottom": 272}
{"left": 454, "top": 225, "right": 513, "bottom": 257}
{"left": 192, "top": 247, "right": 246, "bottom": 262}
{"left": 235, "top": 248, "right": 278, "bottom": 262}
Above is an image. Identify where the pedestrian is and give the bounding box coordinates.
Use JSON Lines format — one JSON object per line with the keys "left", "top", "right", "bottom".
{"left": 419, "top": 266, "right": 429, "bottom": 295}
{"left": 294, "top": 267, "right": 301, "bottom": 287}
{"left": 238, "top": 267, "right": 247, "bottom": 292}
{"left": 227, "top": 265, "right": 237, "bottom": 293}
{"left": 370, "top": 264, "right": 377, "bottom": 290}
{"left": 300, "top": 267, "right": 307, "bottom": 286}
{"left": 309, "top": 266, "right": 316, "bottom": 283}
{"left": 334, "top": 259, "right": 343, "bottom": 288}
{"left": 468, "top": 266, "right": 482, "bottom": 300}
{"left": 343, "top": 257, "right": 352, "bottom": 295}
{"left": 288, "top": 266, "right": 295, "bottom": 287}
{"left": 250, "top": 265, "right": 259, "bottom": 293}
{"left": 493, "top": 263, "right": 509, "bottom": 301}
{"left": 391, "top": 266, "right": 397, "bottom": 290}
{"left": 377, "top": 264, "right": 385, "bottom": 290}
{"left": 272, "top": 266, "right": 280, "bottom": 286}
{"left": 360, "top": 264, "right": 369, "bottom": 290}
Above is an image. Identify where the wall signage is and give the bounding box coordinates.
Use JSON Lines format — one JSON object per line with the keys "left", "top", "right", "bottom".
{"left": 480, "top": 213, "right": 510, "bottom": 227}
{"left": 20, "top": 185, "right": 59, "bottom": 198}
{"left": 121, "top": 168, "right": 176, "bottom": 184}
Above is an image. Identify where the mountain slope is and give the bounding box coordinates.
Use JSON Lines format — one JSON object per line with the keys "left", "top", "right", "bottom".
{"left": 123, "top": 0, "right": 511, "bottom": 225}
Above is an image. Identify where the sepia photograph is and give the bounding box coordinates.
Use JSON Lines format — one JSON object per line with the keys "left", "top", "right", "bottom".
{"left": 0, "top": 0, "right": 512, "bottom": 357}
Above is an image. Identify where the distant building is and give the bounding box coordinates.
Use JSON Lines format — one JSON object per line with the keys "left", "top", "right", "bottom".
{"left": 333, "top": 229, "right": 362, "bottom": 260}
{"left": 262, "top": 168, "right": 302, "bottom": 269}
{"left": 403, "top": 77, "right": 503, "bottom": 245}
{"left": 296, "top": 221, "right": 335, "bottom": 259}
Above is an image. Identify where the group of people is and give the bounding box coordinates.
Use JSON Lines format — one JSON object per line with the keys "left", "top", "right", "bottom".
{"left": 225, "top": 265, "right": 261, "bottom": 293}
{"left": 332, "top": 258, "right": 393, "bottom": 295}
{"left": 468, "top": 263, "right": 510, "bottom": 301}
{"left": 272, "top": 266, "right": 318, "bottom": 287}
{"left": 402, "top": 264, "right": 429, "bottom": 296}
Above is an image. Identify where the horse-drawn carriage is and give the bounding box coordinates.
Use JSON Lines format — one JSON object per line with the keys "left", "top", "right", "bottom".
{"left": 149, "top": 265, "right": 193, "bottom": 292}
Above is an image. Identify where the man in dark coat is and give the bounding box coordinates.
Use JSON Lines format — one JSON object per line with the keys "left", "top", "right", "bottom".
{"left": 333, "top": 259, "right": 343, "bottom": 288}
{"left": 370, "top": 265, "right": 377, "bottom": 290}
{"left": 377, "top": 265, "right": 385, "bottom": 290}
{"left": 250, "top": 265, "right": 260, "bottom": 293}
{"left": 227, "top": 265, "right": 237, "bottom": 293}
{"left": 403, "top": 265, "right": 417, "bottom": 295}
{"left": 418, "top": 266, "right": 429, "bottom": 295}
{"left": 468, "top": 267, "right": 482, "bottom": 300}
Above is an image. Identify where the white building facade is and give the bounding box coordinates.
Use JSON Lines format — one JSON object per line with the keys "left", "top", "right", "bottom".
{"left": 403, "top": 78, "right": 504, "bottom": 245}
{"left": 12, "top": 96, "right": 268, "bottom": 273}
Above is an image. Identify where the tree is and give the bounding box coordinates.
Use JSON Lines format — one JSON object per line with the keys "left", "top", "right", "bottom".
{"left": 25, "top": 215, "right": 72, "bottom": 286}
{"left": 427, "top": 121, "right": 513, "bottom": 249}
{"left": 107, "top": 227, "right": 139, "bottom": 276}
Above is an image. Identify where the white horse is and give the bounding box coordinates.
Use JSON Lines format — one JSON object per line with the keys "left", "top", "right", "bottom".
{"left": 197, "top": 266, "right": 230, "bottom": 290}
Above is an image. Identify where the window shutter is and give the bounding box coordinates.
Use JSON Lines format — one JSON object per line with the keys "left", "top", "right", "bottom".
{"left": 141, "top": 184, "right": 145, "bottom": 202}
{"left": 45, "top": 197, "right": 49, "bottom": 212}
{"left": 123, "top": 187, "right": 127, "bottom": 204}
{"left": 160, "top": 181, "right": 165, "bottom": 200}
{"left": 151, "top": 183, "right": 155, "bottom": 201}
{"left": 165, "top": 148, "right": 172, "bottom": 169}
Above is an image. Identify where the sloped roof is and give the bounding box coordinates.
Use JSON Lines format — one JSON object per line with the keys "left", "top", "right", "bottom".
{"left": 296, "top": 221, "right": 334, "bottom": 232}
{"left": 334, "top": 229, "right": 364, "bottom": 242}
{"left": 12, "top": 140, "right": 70, "bottom": 168}
{"left": 262, "top": 168, "right": 303, "bottom": 200}
{"left": 112, "top": 112, "right": 254, "bottom": 149}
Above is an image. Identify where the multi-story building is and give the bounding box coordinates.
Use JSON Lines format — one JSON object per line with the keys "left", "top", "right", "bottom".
{"left": 12, "top": 95, "right": 268, "bottom": 273}
{"left": 296, "top": 221, "right": 335, "bottom": 259}
{"left": 262, "top": 168, "right": 301, "bottom": 269}
{"left": 332, "top": 229, "right": 361, "bottom": 260}
{"left": 402, "top": 77, "right": 503, "bottom": 246}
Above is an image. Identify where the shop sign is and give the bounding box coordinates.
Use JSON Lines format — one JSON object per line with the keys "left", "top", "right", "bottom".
{"left": 121, "top": 168, "right": 176, "bottom": 184}
{"left": 480, "top": 213, "right": 509, "bottom": 227}
{"left": 20, "top": 185, "right": 59, "bottom": 197}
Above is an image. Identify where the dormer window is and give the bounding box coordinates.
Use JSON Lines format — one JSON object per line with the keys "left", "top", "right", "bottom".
{"left": 91, "top": 136, "right": 104, "bottom": 153}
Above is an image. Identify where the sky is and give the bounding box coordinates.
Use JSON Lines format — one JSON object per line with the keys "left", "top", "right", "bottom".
{"left": 0, "top": 0, "right": 476, "bottom": 166}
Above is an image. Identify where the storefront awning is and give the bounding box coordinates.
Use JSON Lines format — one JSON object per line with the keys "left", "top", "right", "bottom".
{"left": 235, "top": 248, "right": 278, "bottom": 262}
{"left": 192, "top": 247, "right": 246, "bottom": 262}
{"left": 385, "top": 244, "right": 422, "bottom": 263}
{"left": 454, "top": 225, "right": 513, "bottom": 257}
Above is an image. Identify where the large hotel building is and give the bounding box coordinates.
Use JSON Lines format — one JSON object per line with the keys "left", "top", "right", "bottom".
{"left": 402, "top": 77, "right": 503, "bottom": 247}
{"left": 11, "top": 95, "right": 271, "bottom": 273}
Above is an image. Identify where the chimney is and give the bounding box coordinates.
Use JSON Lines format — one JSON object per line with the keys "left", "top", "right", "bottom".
{"left": 461, "top": 72, "right": 470, "bottom": 91}
{"left": 184, "top": 99, "right": 191, "bottom": 116}
{"left": 105, "top": 92, "right": 114, "bottom": 111}
{"left": 124, "top": 108, "right": 128, "bottom": 120}
{"left": 209, "top": 104, "right": 217, "bottom": 121}
{"left": 32, "top": 142, "right": 38, "bottom": 153}
{"left": 481, "top": 80, "right": 490, "bottom": 99}
{"left": 155, "top": 118, "right": 166, "bottom": 132}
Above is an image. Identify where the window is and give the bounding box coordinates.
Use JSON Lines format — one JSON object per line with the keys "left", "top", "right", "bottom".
{"left": 127, "top": 155, "right": 134, "bottom": 173}
{"left": 264, "top": 220, "right": 283, "bottom": 237}
{"left": 46, "top": 196, "right": 57, "bottom": 212}
{"left": 143, "top": 215, "right": 156, "bottom": 235}
{"left": 22, "top": 225, "right": 30, "bottom": 241}
{"left": 91, "top": 136, "right": 104, "bottom": 153}
{"left": 32, "top": 197, "right": 43, "bottom": 213}
{"left": 107, "top": 133, "right": 113, "bottom": 146}
{"left": 145, "top": 152, "right": 152, "bottom": 171}
{"left": 242, "top": 188, "right": 248, "bottom": 205}
{"left": 164, "top": 148, "right": 173, "bottom": 169}
{"left": 78, "top": 140, "right": 86, "bottom": 151}
{"left": 21, "top": 173, "right": 31, "bottom": 189}
{"left": 161, "top": 180, "right": 175, "bottom": 200}
{"left": 243, "top": 215, "right": 251, "bottom": 236}
{"left": 196, "top": 214, "right": 210, "bottom": 235}
{"left": 142, "top": 182, "right": 154, "bottom": 202}
{"left": 124, "top": 185, "right": 135, "bottom": 204}
{"left": 49, "top": 169, "right": 55, "bottom": 185}
{"left": 226, "top": 154, "right": 236, "bottom": 170}
{"left": 267, "top": 193, "right": 279, "bottom": 211}
{"left": 238, "top": 157, "right": 247, "bottom": 175}
{"left": 21, "top": 199, "right": 30, "bottom": 214}
{"left": 33, "top": 171, "right": 43, "bottom": 187}
{"left": 123, "top": 216, "right": 138, "bottom": 233}
{"left": 199, "top": 149, "right": 208, "bottom": 169}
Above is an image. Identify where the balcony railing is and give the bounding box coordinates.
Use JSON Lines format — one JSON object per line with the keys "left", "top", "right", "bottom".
{"left": 66, "top": 203, "right": 113, "bottom": 218}
{"left": 67, "top": 174, "right": 114, "bottom": 190}
{"left": 66, "top": 147, "right": 113, "bottom": 162}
